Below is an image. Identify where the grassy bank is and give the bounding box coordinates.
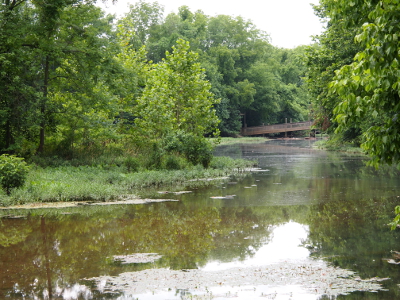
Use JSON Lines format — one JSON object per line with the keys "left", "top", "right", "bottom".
{"left": 0, "top": 156, "right": 256, "bottom": 207}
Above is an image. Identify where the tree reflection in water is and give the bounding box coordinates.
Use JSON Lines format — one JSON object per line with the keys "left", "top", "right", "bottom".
{"left": 0, "top": 202, "right": 297, "bottom": 299}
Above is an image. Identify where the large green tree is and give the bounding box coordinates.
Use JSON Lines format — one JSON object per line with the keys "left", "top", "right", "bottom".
{"left": 319, "top": 0, "right": 400, "bottom": 167}
{"left": 133, "top": 39, "right": 220, "bottom": 166}
{"left": 0, "top": 0, "right": 120, "bottom": 156}
{"left": 305, "top": 3, "right": 362, "bottom": 135}
{"left": 134, "top": 39, "right": 220, "bottom": 139}
{"left": 0, "top": 1, "right": 39, "bottom": 153}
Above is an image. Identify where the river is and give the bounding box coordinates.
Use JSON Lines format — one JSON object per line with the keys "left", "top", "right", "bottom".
{"left": 1, "top": 139, "right": 400, "bottom": 299}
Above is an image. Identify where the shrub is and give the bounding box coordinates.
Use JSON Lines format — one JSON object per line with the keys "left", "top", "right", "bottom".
{"left": 0, "top": 154, "right": 30, "bottom": 195}
{"left": 125, "top": 156, "right": 140, "bottom": 172}
{"left": 146, "top": 142, "right": 163, "bottom": 170}
{"left": 183, "top": 137, "right": 213, "bottom": 168}
{"left": 163, "top": 155, "right": 184, "bottom": 170}
{"left": 164, "top": 131, "right": 214, "bottom": 168}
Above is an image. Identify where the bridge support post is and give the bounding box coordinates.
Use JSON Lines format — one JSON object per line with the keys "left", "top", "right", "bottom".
{"left": 285, "top": 118, "right": 287, "bottom": 138}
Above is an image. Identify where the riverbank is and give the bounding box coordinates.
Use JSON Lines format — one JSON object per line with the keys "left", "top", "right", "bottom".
{"left": 312, "top": 139, "right": 365, "bottom": 154}
{"left": 0, "top": 155, "right": 256, "bottom": 207}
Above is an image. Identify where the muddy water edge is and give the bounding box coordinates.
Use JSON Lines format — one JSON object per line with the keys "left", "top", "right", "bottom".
{"left": 1, "top": 139, "right": 400, "bottom": 299}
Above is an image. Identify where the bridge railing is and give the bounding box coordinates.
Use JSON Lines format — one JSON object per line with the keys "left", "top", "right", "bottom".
{"left": 241, "top": 121, "right": 313, "bottom": 136}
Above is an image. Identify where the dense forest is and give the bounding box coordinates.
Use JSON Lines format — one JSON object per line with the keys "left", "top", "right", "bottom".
{"left": 0, "top": 0, "right": 310, "bottom": 160}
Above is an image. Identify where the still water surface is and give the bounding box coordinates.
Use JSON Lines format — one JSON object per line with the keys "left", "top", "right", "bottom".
{"left": 1, "top": 139, "right": 400, "bottom": 299}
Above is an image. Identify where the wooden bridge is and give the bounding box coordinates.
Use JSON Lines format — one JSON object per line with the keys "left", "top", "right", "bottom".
{"left": 240, "top": 121, "right": 313, "bottom": 136}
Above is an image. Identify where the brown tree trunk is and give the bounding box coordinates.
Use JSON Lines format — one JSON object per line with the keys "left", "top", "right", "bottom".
{"left": 37, "top": 55, "right": 49, "bottom": 154}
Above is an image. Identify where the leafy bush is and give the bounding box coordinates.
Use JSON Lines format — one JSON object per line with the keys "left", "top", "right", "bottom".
{"left": 142, "top": 142, "right": 164, "bottom": 170}
{"left": 183, "top": 137, "right": 213, "bottom": 168}
{"left": 0, "top": 154, "right": 30, "bottom": 195}
{"left": 163, "top": 155, "right": 185, "bottom": 170}
{"left": 125, "top": 156, "right": 140, "bottom": 172}
{"left": 164, "top": 131, "right": 214, "bottom": 168}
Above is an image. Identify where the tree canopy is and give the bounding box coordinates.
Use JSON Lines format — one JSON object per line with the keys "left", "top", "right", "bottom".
{"left": 0, "top": 0, "right": 311, "bottom": 163}
{"left": 307, "top": 0, "right": 400, "bottom": 168}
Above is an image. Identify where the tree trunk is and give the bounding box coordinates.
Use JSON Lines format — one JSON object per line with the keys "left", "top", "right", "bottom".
{"left": 37, "top": 55, "right": 49, "bottom": 154}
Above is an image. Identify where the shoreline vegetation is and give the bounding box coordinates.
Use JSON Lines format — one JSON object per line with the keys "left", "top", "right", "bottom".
{"left": 312, "top": 139, "right": 365, "bottom": 154}
{"left": 0, "top": 136, "right": 371, "bottom": 209}
{"left": 0, "top": 138, "right": 265, "bottom": 208}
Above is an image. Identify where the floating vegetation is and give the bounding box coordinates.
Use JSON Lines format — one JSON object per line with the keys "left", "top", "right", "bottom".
{"left": 188, "top": 177, "right": 230, "bottom": 182}
{"left": 210, "top": 195, "right": 236, "bottom": 200}
{"left": 113, "top": 253, "right": 162, "bottom": 264}
{"left": 247, "top": 168, "right": 270, "bottom": 172}
{"left": 0, "top": 197, "right": 178, "bottom": 210}
{"left": 88, "top": 260, "right": 389, "bottom": 298}
{"left": 157, "top": 190, "right": 193, "bottom": 195}
{"left": 383, "top": 250, "right": 400, "bottom": 265}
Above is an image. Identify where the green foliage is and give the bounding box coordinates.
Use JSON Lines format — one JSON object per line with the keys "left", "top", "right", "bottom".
{"left": 0, "top": 0, "right": 314, "bottom": 205}
{"left": 0, "top": 154, "right": 29, "bottom": 195}
{"left": 120, "top": 5, "right": 311, "bottom": 135}
{"left": 307, "top": 0, "right": 400, "bottom": 231}
{"left": 305, "top": 12, "right": 361, "bottom": 133}
{"left": 117, "top": 0, "right": 164, "bottom": 48}
{"left": 313, "top": 0, "right": 400, "bottom": 168}
{"left": 0, "top": 156, "right": 256, "bottom": 206}
{"left": 1, "top": 1, "right": 312, "bottom": 159}
{"left": 124, "top": 156, "right": 140, "bottom": 172}
{"left": 0, "top": 0, "right": 121, "bottom": 155}
{"left": 164, "top": 131, "right": 214, "bottom": 167}
{"left": 163, "top": 154, "right": 185, "bottom": 170}
{"left": 180, "top": 136, "right": 213, "bottom": 168}
{"left": 390, "top": 205, "right": 400, "bottom": 230}
{"left": 134, "top": 39, "right": 220, "bottom": 140}
{"left": 132, "top": 39, "right": 220, "bottom": 167}
{"left": 145, "top": 142, "right": 164, "bottom": 170}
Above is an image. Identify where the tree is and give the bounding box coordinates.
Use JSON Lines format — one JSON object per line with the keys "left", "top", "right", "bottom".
{"left": 46, "top": 4, "right": 121, "bottom": 157}
{"left": 133, "top": 39, "right": 220, "bottom": 165}
{"left": 0, "top": 0, "right": 121, "bottom": 156}
{"left": 0, "top": 1, "right": 39, "bottom": 154}
{"left": 324, "top": 0, "right": 400, "bottom": 167}
{"left": 123, "top": 3, "right": 311, "bottom": 136}
{"left": 305, "top": 2, "right": 362, "bottom": 135}
{"left": 117, "top": 0, "right": 164, "bottom": 49}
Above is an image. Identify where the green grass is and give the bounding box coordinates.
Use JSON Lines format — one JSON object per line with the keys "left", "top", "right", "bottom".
{"left": 0, "top": 156, "right": 256, "bottom": 207}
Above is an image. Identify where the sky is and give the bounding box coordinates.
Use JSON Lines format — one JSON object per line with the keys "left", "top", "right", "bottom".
{"left": 97, "top": 0, "right": 325, "bottom": 49}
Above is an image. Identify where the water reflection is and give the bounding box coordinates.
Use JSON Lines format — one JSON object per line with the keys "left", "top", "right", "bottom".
{"left": 1, "top": 139, "right": 400, "bottom": 299}
{"left": 203, "top": 221, "right": 310, "bottom": 271}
